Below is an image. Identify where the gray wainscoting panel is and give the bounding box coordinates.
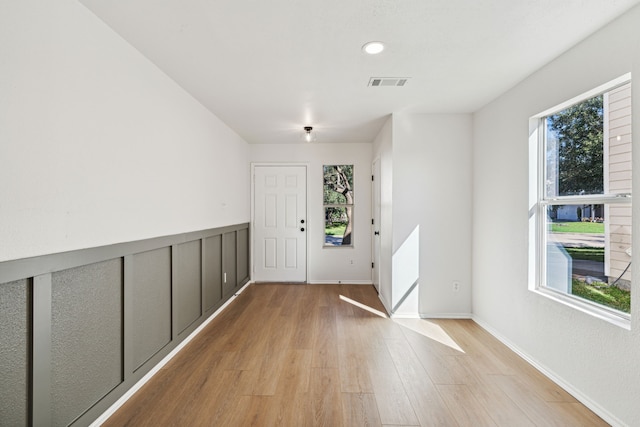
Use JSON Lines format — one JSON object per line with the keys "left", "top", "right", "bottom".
{"left": 0, "top": 223, "right": 249, "bottom": 427}
{"left": 237, "top": 228, "right": 249, "bottom": 284}
{"left": 204, "top": 235, "right": 222, "bottom": 312}
{"left": 174, "top": 241, "right": 202, "bottom": 334}
{"left": 223, "top": 231, "right": 237, "bottom": 297}
{"left": 0, "top": 279, "right": 29, "bottom": 427}
{"left": 131, "top": 248, "right": 172, "bottom": 370}
{"left": 51, "top": 259, "right": 123, "bottom": 427}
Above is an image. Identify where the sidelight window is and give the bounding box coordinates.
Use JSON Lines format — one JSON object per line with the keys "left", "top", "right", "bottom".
{"left": 323, "top": 165, "right": 354, "bottom": 246}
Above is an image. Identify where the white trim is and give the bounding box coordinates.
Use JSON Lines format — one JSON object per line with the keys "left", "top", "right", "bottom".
{"left": 90, "top": 281, "right": 253, "bottom": 427}
{"left": 604, "top": 84, "right": 611, "bottom": 277}
{"left": 472, "top": 315, "right": 627, "bottom": 427}
{"left": 420, "top": 312, "right": 473, "bottom": 319}
{"left": 603, "top": 90, "right": 611, "bottom": 194}
{"left": 543, "top": 194, "right": 632, "bottom": 205}
{"left": 389, "top": 312, "right": 421, "bottom": 319}
{"left": 532, "top": 288, "right": 630, "bottom": 330}
{"left": 371, "top": 157, "right": 382, "bottom": 294}
{"left": 322, "top": 165, "right": 355, "bottom": 249}
{"left": 307, "top": 280, "right": 373, "bottom": 285}
{"left": 603, "top": 90, "right": 611, "bottom": 278}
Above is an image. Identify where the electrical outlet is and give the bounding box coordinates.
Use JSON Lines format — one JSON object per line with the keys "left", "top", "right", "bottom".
{"left": 452, "top": 281, "right": 460, "bottom": 292}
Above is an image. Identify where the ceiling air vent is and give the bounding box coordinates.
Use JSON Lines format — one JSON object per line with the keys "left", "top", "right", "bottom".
{"left": 368, "top": 77, "right": 409, "bottom": 87}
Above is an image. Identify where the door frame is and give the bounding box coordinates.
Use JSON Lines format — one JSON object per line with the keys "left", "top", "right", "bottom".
{"left": 371, "top": 158, "right": 381, "bottom": 293}
{"left": 250, "top": 162, "right": 309, "bottom": 283}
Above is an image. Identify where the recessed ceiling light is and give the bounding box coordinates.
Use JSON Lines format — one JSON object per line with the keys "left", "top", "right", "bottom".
{"left": 362, "top": 41, "right": 385, "bottom": 55}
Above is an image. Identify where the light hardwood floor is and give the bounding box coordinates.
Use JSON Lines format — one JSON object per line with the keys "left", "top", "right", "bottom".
{"left": 103, "top": 284, "right": 608, "bottom": 426}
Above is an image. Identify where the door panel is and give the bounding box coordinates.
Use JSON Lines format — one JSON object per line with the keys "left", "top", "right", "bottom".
{"left": 285, "top": 195, "right": 298, "bottom": 228}
{"left": 264, "top": 238, "right": 277, "bottom": 268}
{"left": 254, "top": 166, "right": 307, "bottom": 282}
{"left": 285, "top": 238, "right": 298, "bottom": 268}
{"left": 264, "top": 194, "right": 277, "bottom": 227}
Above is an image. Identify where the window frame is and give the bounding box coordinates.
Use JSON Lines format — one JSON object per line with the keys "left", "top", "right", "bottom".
{"left": 529, "top": 73, "right": 632, "bottom": 328}
{"left": 322, "top": 165, "right": 354, "bottom": 247}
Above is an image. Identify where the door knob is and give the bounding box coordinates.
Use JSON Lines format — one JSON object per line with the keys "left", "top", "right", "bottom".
{"left": 300, "top": 219, "right": 305, "bottom": 224}
{"left": 374, "top": 231, "right": 380, "bottom": 235}
{"left": 301, "top": 227, "right": 305, "bottom": 232}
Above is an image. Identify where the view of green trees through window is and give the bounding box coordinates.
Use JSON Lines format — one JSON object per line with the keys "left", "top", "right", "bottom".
{"left": 543, "top": 82, "right": 632, "bottom": 314}
{"left": 546, "top": 95, "right": 604, "bottom": 196}
{"left": 323, "top": 165, "right": 353, "bottom": 246}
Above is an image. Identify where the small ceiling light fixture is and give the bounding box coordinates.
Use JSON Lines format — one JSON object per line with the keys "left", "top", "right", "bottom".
{"left": 303, "top": 126, "right": 315, "bottom": 142}
{"left": 362, "top": 41, "right": 385, "bottom": 55}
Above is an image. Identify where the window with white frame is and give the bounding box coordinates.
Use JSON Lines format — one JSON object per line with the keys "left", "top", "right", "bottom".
{"left": 531, "top": 75, "right": 632, "bottom": 317}
{"left": 323, "top": 165, "right": 354, "bottom": 246}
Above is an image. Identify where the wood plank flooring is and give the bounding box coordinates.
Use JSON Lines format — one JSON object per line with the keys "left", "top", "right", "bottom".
{"left": 103, "top": 284, "right": 608, "bottom": 426}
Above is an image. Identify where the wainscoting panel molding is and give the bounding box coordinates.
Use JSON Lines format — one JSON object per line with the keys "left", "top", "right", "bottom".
{"left": 0, "top": 223, "right": 250, "bottom": 427}
{"left": 173, "top": 240, "right": 202, "bottom": 336}
{"left": 222, "top": 231, "right": 237, "bottom": 298}
{"left": 203, "top": 235, "right": 223, "bottom": 313}
{"left": 0, "top": 279, "right": 29, "bottom": 426}
{"left": 130, "top": 248, "right": 172, "bottom": 371}
{"left": 50, "top": 259, "right": 123, "bottom": 427}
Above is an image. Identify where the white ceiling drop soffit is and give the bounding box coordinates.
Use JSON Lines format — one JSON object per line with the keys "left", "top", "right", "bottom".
{"left": 368, "top": 77, "right": 410, "bottom": 87}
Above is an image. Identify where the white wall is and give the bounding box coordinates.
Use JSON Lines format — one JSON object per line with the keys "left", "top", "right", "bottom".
{"left": 392, "top": 114, "right": 473, "bottom": 317}
{"left": 0, "top": 0, "right": 250, "bottom": 262}
{"left": 472, "top": 5, "right": 640, "bottom": 425}
{"left": 249, "top": 143, "right": 373, "bottom": 284}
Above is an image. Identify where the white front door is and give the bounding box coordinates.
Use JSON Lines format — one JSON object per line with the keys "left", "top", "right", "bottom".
{"left": 253, "top": 165, "right": 307, "bottom": 282}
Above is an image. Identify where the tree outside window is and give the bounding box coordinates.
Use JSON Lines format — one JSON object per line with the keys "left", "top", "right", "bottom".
{"left": 546, "top": 95, "right": 603, "bottom": 197}
{"left": 323, "top": 165, "right": 353, "bottom": 246}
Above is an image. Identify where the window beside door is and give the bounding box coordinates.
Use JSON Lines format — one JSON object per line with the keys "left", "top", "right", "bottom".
{"left": 323, "top": 165, "right": 354, "bottom": 246}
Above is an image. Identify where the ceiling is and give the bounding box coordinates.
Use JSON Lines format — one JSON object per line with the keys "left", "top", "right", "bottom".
{"left": 80, "top": 0, "right": 639, "bottom": 144}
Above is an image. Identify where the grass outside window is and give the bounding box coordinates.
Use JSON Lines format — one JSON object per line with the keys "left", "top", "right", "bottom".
{"left": 550, "top": 222, "right": 604, "bottom": 233}
{"left": 571, "top": 279, "right": 630, "bottom": 313}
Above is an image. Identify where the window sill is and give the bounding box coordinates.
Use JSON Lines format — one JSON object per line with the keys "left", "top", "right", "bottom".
{"left": 531, "top": 287, "right": 631, "bottom": 330}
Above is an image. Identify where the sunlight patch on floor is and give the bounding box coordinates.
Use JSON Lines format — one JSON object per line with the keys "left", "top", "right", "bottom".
{"left": 337, "top": 295, "right": 463, "bottom": 353}
{"left": 393, "top": 318, "right": 465, "bottom": 353}
{"left": 339, "top": 295, "right": 388, "bottom": 318}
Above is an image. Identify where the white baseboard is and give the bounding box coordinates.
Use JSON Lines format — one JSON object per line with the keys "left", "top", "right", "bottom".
{"left": 389, "top": 312, "right": 421, "bottom": 319}
{"left": 90, "top": 281, "right": 253, "bottom": 427}
{"left": 307, "top": 280, "right": 373, "bottom": 285}
{"left": 388, "top": 312, "right": 473, "bottom": 319}
{"left": 420, "top": 312, "right": 473, "bottom": 319}
{"left": 472, "top": 315, "right": 626, "bottom": 427}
